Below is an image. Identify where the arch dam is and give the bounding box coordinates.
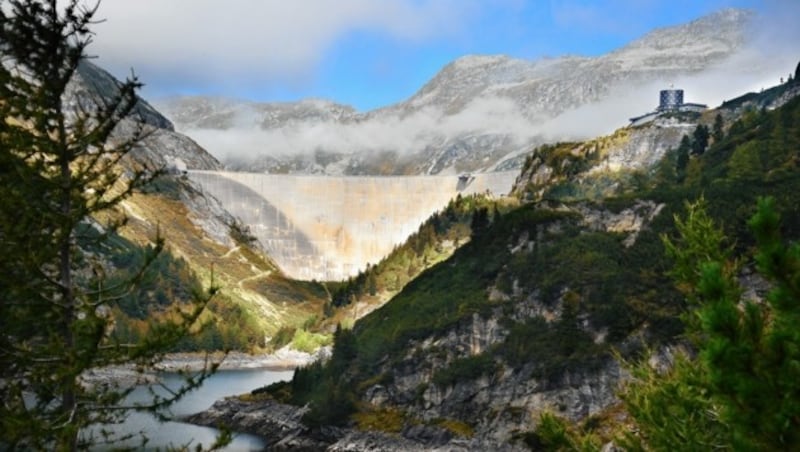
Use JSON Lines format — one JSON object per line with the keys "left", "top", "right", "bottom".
{"left": 188, "top": 171, "right": 519, "bottom": 281}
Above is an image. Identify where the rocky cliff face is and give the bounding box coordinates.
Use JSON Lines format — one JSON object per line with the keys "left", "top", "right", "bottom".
{"left": 70, "top": 61, "right": 175, "bottom": 131}
{"left": 364, "top": 316, "right": 625, "bottom": 444}
{"left": 64, "top": 60, "right": 329, "bottom": 344}
{"left": 157, "top": 9, "right": 753, "bottom": 176}
{"left": 349, "top": 201, "right": 661, "bottom": 446}
{"left": 511, "top": 114, "right": 699, "bottom": 202}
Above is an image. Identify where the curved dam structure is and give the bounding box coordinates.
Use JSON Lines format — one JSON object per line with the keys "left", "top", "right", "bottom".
{"left": 188, "top": 171, "right": 518, "bottom": 281}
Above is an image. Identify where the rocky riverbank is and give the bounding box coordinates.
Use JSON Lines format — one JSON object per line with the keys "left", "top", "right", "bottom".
{"left": 81, "top": 346, "right": 330, "bottom": 388}
{"left": 187, "top": 397, "right": 527, "bottom": 451}
{"left": 155, "top": 347, "right": 329, "bottom": 372}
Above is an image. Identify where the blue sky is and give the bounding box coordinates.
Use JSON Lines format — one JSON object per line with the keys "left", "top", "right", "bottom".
{"left": 93, "top": 0, "right": 766, "bottom": 112}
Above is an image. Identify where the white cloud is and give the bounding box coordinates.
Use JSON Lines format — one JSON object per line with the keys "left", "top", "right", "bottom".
{"left": 536, "top": 52, "right": 794, "bottom": 143}
{"left": 98, "top": 1, "right": 799, "bottom": 170}
{"left": 184, "top": 95, "right": 535, "bottom": 161}
{"left": 91, "top": 0, "right": 477, "bottom": 96}
{"left": 181, "top": 37, "right": 798, "bottom": 167}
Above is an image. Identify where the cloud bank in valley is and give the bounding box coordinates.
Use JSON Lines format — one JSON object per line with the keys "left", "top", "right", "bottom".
{"left": 184, "top": 96, "right": 536, "bottom": 162}
{"left": 182, "top": 47, "right": 796, "bottom": 167}
{"left": 157, "top": 2, "right": 800, "bottom": 167}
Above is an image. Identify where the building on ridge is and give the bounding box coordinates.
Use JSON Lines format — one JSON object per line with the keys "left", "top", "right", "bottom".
{"left": 630, "top": 87, "right": 707, "bottom": 126}
{"left": 658, "top": 88, "right": 684, "bottom": 111}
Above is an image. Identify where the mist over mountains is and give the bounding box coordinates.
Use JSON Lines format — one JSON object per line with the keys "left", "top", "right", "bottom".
{"left": 155, "top": 8, "right": 792, "bottom": 176}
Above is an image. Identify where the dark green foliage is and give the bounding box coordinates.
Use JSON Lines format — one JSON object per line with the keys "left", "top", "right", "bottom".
{"left": 710, "top": 198, "right": 800, "bottom": 448}
{"left": 727, "top": 140, "right": 763, "bottom": 180}
{"left": 712, "top": 113, "right": 725, "bottom": 143}
{"left": 720, "top": 81, "right": 798, "bottom": 112}
{"left": 691, "top": 124, "right": 710, "bottom": 155}
{"left": 107, "top": 239, "right": 198, "bottom": 320}
{"left": 675, "top": 135, "right": 690, "bottom": 181}
{"left": 196, "top": 295, "right": 263, "bottom": 351}
{"left": 501, "top": 316, "right": 601, "bottom": 382}
{"left": 526, "top": 92, "right": 800, "bottom": 444}
{"left": 330, "top": 324, "right": 358, "bottom": 377}
{"left": 619, "top": 352, "right": 726, "bottom": 451}
{"left": 621, "top": 197, "right": 800, "bottom": 450}
{"left": 0, "top": 2, "right": 218, "bottom": 448}
{"left": 470, "top": 207, "right": 490, "bottom": 238}
{"left": 432, "top": 353, "right": 497, "bottom": 388}
{"left": 282, "top": 196, "right": 685, "bottom": 423}
{"left": 353, "top": 237, "right": 503, "bottom": 372}
{"left": 795, "top": 59, "right": 800, "bottom": 82}
{"left": 87, "top": 232, "right": 257, "bottom": 352}
{"left": 290, "top": 325, "right": 359, "bottom": 427}
{"left": 301, "top": 380, "right": 357, "bottom": 427}
{"left": 524, "top": 412, "right": 600, "bottom": 451}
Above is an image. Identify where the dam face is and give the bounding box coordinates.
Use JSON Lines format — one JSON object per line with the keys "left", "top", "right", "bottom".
{"left": 188, "top": 171, "right": 518, "bottom": 281}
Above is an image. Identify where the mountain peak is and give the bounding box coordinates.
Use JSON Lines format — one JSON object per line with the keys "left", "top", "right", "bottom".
{"left": 619, "top": 7, "right": 752, "bottom": 53}
{"left": 160, "top": 7, "right": 764, "bottom": 176}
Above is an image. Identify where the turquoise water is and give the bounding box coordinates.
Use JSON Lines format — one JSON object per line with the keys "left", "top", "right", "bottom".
{"left": 87, "top": 368, "right": 293, "bottom": 450}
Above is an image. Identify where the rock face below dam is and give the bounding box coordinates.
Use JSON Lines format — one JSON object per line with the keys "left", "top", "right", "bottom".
{"left": 188, "top": 171, "right": 518, "bottom": 281}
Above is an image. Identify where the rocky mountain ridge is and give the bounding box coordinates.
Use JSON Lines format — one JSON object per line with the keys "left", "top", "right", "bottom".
{"left": 157, "top": 8, "right": 753, "bottom": 176}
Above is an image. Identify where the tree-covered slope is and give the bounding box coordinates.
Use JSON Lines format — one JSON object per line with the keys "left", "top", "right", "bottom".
{"left": 251, "top": 80, "right": 800, "bottom": 449}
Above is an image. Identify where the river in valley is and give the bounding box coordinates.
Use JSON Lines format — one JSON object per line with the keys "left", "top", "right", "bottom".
{"left": 86, "top": 368, "right": 293, "bottom": 450}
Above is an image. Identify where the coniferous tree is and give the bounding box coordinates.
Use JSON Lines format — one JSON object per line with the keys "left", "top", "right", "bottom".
{"left": 0, "top": 1, "right": 219, "bottom": 449}
{"left": 620, "top": 197, "right": 800, "bottom": 450}
{"left": 675, "top": 135, "right": 691, "bottom": 182}
{"left": 470, "top": 207, "right": 489, "bottom": 238}
{"left": 691, "top": 124, "right": 710, "bottom": 155}
{"left": 794, "top": 59, "right": 800, "bottom": 82}
{"left": 712, "top": 113, "right": 725, "bottom": 143}
{"left": 367, "top": 272, "right": 377, "bottom": 296}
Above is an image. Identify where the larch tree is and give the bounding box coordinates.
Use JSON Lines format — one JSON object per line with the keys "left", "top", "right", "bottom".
{"left": 0, "top": 1, "right": 220, "bottom": 449}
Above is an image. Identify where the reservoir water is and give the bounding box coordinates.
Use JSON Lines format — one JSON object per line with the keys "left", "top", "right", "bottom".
{"left": 87, "top": 368, "right": 293, "bottom": 450}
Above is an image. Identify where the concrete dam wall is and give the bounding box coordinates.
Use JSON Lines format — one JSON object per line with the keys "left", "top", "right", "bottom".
{"left": 188, "top": 171, "right": 518, "bottom": 281}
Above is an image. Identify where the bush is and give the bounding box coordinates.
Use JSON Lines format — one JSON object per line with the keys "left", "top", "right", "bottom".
{"left": 432, "top": 353, "right": 497, "bottom": 388}
{"left": 290, "top": 329, "right": 332, "bottom": 353}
